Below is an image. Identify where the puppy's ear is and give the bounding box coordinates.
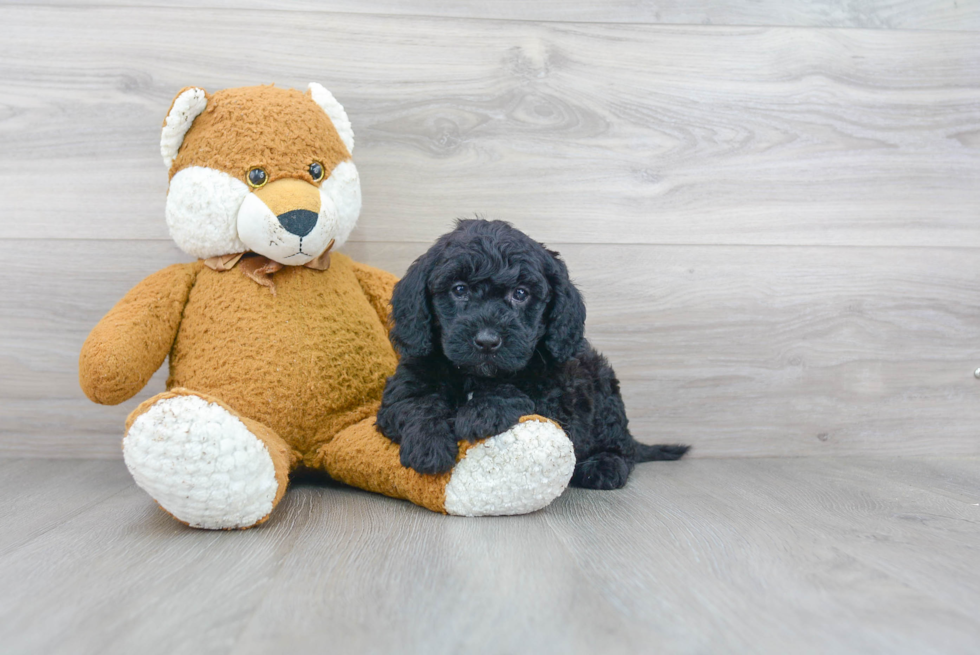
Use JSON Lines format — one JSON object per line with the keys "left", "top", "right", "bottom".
{"left": 543, "top": 251, "right": 586, "bottom": 363}
{"left": 389, "top": 251, "right": 437, "bottom": 357}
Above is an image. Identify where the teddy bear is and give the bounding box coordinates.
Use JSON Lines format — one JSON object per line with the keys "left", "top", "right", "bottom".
{"left": 78, "top": 83, "right": 575, "bottom": 529}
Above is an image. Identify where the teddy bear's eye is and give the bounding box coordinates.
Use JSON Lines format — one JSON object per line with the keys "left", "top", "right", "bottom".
{"left": 309, "top": 162, "right": 324, "bottom": 182}
{"left": 247, "top": 168, "right": 268, "bottom": 189}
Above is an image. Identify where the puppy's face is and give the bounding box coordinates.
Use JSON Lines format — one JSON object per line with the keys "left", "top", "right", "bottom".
{"left": 429, "top": 253, "right": 550, "bottom": 377}
{"left": 389, "top": 219, "right": 586, "bottom": 371}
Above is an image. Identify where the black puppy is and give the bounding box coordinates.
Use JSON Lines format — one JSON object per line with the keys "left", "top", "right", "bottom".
{"left": 376, "top": 219, "right": 688, "bottom": 489}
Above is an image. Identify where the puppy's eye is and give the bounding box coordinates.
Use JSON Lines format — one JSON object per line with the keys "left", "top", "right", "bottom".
{"left": 512, "top": 287, "right": 529, "bottom": 302}
{"left": 309, "top": 161, "right": 324, "bottom": 182}
{"left": 247, "top": 168, "right": 268, "bottom": 188}
{"left": 451, "top": 283, "right": 468, "bottom": 298}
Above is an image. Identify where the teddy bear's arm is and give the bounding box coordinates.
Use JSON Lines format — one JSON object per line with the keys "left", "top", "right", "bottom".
{"left": 350, "top": 260, "right": 399, "bottom": 333}
{"left": 79, "top": 262, "right": 202, "bottom": 405}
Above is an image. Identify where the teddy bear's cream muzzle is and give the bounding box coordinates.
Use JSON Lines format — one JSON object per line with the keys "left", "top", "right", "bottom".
{"left": 237, "top": 177, "right": 339, "bottom": 266}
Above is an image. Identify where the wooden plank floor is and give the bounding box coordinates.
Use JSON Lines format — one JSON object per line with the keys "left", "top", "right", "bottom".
{"left": 1, "top": 457, "right": 978, "bottom": 654}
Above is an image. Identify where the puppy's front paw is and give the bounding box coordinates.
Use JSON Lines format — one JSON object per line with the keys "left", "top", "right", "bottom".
{"left": 400, "top": 434, "right": 459, "bottom": 475}
{"left": 455, "top": 393, "right": 534, "bottom": 442}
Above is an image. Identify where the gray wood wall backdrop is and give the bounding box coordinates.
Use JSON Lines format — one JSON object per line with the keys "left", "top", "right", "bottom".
{"left": 1, "top": 2, "right": 978, "bottom": 458}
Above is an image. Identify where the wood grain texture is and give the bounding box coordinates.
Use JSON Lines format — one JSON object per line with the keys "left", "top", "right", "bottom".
{"left": 842, "top": 457, "right": 980, "bottom": 504}
{"left": 3, "top": 240, "right": 978, "bottom": 458}
{"left": 3, "top": 4, "right": 979, "bottom": 458}
{"left": 232, "top": 482, "right": 627, "bottom": 654}
{"left": 0, "top": 459, "right": 132, "bottom": 556}
{"left": 723, "top": 458, "right": 980, "bottom": 612}
{"left": 0, "top": 459, "right": 320, "bottom": 655}
{"left": 8, "top": 0, "right": 980, "bottom": 31}
{"left": 544, "top": 458, "right": 980, "bottom": 654}
{"left": 1, "top": 457, "right": 978, "bottom": 654}
{"left": 1, "top": 6, "right": 978, "bottom": 246}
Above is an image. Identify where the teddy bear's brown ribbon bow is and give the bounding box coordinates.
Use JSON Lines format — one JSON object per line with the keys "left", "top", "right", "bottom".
{"left": 202, "top": 239, "right": 334, "bottom": 295}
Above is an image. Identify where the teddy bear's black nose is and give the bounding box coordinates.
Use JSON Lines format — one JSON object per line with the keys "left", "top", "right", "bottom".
{"left": 277, "top": 209, "right": 318, "bottom": 237}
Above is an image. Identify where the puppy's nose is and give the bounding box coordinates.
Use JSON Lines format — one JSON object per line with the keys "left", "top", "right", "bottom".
{"left": 474, "top": 329, "right": 502, "bottom": 353}
{"left": 277, "top": 209, "right": 318, "bottom": 237}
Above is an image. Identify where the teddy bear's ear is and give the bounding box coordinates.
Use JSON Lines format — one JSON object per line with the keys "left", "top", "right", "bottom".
{"left": 160, "top": 87, "right": 208, "bottom": 169}
{"left": 307, "top": 83, "right": 354, "bottom": 154}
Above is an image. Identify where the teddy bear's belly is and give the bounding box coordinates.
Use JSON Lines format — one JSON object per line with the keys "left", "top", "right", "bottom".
{"left": 167, "top": 262, "right": 398, "bottom": 453}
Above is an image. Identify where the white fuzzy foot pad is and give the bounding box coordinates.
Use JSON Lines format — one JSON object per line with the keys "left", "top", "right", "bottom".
{"left": 123, "top": 395, "right": 280, "bottom": 529}
{"left": 444, "top": 419, "right": 575, "bottom": 516}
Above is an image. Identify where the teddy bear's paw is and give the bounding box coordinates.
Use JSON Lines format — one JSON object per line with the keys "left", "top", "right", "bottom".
{"left": 444, "top": 416, "right": 575, "bottom": 516}
{"left": 123, "top": 394, "right": 281, "bottom": 529}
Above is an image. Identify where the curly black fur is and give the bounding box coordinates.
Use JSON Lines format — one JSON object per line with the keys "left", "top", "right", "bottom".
{"left": 377, "top": 219, "right": 689, "bottom": 489}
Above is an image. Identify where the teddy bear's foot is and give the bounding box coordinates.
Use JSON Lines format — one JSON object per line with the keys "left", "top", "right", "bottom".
{"left": 313, "top": 414, "right": 574, "bottom": 516}
{"left": 123, "top": 389, "right": 293, "bottom": 529}
{"left": 444, "top": 416, "right": 575, "bottom": 516}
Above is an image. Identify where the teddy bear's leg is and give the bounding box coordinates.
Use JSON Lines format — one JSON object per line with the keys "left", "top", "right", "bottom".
{"left": 310, "top": 414, "right": 575, "bottom": 516}
{"left": 123, "top": 388, "right": 296, "bottom": 529}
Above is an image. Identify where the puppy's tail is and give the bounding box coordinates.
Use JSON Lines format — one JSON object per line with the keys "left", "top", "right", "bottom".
{"left": 633, "top": 442, "right": 690, "bottom": 462}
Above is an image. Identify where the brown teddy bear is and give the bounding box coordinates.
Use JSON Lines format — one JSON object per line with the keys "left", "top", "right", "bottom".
{"left": 78, "top": 83, "right": 575, "bottom": 529}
